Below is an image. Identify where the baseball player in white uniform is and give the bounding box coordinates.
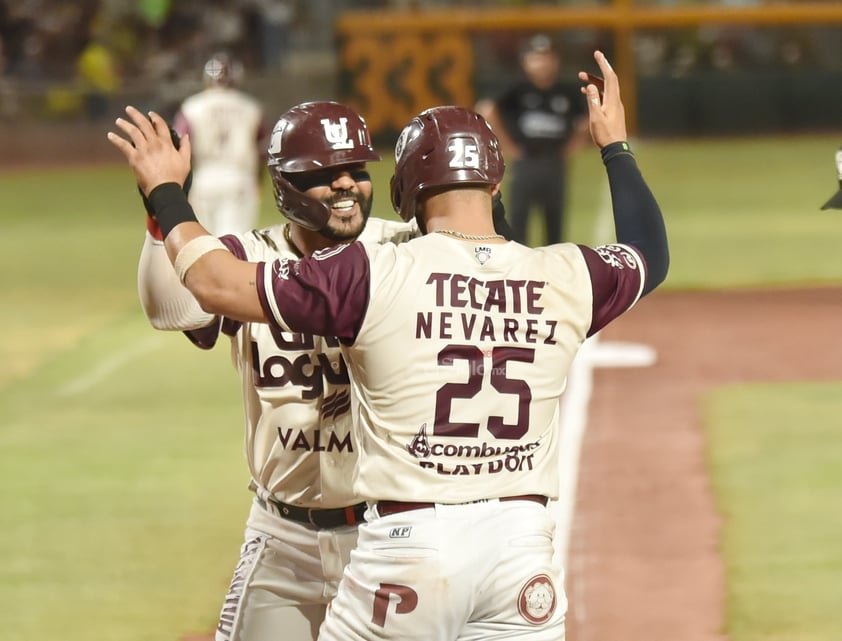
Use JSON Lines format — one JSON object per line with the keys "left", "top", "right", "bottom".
{"left": 136, "top": 102, "right": 416, "bottom": 641}
{"left": 111, "top": 51, "right": 669, "bottom": 640}
{"left": 173, "top": 52, "right": 266, "bottom": 235}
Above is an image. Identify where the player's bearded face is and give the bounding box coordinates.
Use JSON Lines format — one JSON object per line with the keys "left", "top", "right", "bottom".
{"left": 321, "top": 186, "right": 372, "bottom": 241}
{"left": 308, "top": 169, "right": 373, "bottom": 242}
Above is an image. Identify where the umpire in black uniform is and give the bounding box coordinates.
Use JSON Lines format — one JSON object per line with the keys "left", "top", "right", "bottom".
{"left": 477, "top": 34, "right": 589, "bottom": 246}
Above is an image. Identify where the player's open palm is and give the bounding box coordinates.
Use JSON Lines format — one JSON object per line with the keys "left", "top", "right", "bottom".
{"left": 578, "top": 51, "right": 627, "bottom": 149}
{"left": 108, "top": 106, "right": 192, "bottom": 196}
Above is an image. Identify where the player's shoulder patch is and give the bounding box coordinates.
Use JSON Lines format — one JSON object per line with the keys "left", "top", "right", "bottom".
{"left": 593, "top": 243, "right": 642, "bottom": 271}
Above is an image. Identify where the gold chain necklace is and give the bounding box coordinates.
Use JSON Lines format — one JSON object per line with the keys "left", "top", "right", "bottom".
{"left": 433, "top": 229, "right": 505, "bottom": 241}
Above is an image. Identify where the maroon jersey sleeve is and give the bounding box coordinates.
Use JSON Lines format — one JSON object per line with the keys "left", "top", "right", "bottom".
{"left": 218, "top": 234, "right": 246, "bottom": 337}
{"left": 257, "top": 242, "right": 371, "bottom": 341}
{"left": 579, "top": 243, "right": 647, "bottom": 337}
{"left": 173, "top": 109, "right": 190, "bottom": 138}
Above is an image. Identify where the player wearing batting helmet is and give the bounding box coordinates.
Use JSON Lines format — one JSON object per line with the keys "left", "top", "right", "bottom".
{"left": 172, "top": 52, "right": 266, "bottom": 236}
{"left": 112, "top": 49, "right": 666, "bottom": 641}
{"left": 134, "top": 101, "right": 419, "bottom": 641}
{"left": 820, "top": 146, "right": 842, "bottom": 210}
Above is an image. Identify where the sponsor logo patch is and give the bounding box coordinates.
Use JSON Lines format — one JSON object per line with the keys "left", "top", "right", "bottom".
{"left": 388, "top": 526, "right": 412, "bottom": 538}
{"left": 475, "top": 245, "right": 492, "bottom": 265}
{"left": 405, "top": 423, "right": 431, "bottom": 459}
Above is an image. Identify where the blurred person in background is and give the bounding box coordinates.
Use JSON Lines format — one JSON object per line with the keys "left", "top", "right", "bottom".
{"left": 76, "top": 36, "right": 120, "bottom": 121}
{"left": 0, "top": 36, "right": 19, "bottom": 119}
{"left": 820, "top": 146, "right": 842, "bottom": 211}
{"left": 173, "top": 51, "right": 267, "bottom": 234}
{"left": 476, "top": 33, "right": 589, "bottom": 246}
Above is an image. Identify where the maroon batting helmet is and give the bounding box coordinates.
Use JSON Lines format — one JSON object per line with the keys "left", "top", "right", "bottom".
{"left": 390, "top": 106, "right": 505, "bottom": 223}
{"left": 267, "top": 101, "right": 381, "bottom": 230}
{"left": 203, "top": 52, "right": 243, "bottom": 87}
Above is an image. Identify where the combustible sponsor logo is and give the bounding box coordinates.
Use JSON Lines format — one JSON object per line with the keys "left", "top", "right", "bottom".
{"left": 405, "top": 423, "right": 539, "bottom": 476}
{"left": 405, "top": 423, "right": 431, "bottom": 458}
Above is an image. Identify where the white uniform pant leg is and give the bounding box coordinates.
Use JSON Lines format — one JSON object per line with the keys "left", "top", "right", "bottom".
{"left": 216, "top": 500, "right": 359, "bottom": 641}
{"left": 317, "top": 500, "right": 566, "bottom": 641}
{"left": 461, "top": 500, "right": 566, "bottom": 641}
{"left": 188, "top": 170, "right": 260, "bottom": 236}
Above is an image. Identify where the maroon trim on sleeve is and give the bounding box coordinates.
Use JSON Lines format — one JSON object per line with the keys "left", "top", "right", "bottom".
{"left": 579, "top": 244, "right": 647, "bottom": 337}
{"left": 183, "top": 319, "right": 222, "bottom": 350}
{"left": 219, "top": 234, "right": 246, "bottom": 259}
{"left": 221, "top": 317, "right": 242, "bottom": 337}
{"left": 258, "top": 243, "right": 371, "bottom": 341}
{"left": 173, "top": 110, "right": 190, "bottom": 138}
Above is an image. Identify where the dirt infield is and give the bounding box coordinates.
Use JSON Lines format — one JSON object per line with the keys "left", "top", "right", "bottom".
{"left": 566, "top": 286, "right": 842, "bottom": 641}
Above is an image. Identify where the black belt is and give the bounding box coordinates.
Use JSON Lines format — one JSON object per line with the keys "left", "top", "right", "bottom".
{"left": 260, "top": 497, "right": 367, "bottom": 529}
{"left": 376, "top": 494, "right": 549, "bottom": 518}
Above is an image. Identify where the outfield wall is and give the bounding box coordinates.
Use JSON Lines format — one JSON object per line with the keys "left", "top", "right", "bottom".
{"left": 335, "top": 4, "right": 842, "bottom": 141}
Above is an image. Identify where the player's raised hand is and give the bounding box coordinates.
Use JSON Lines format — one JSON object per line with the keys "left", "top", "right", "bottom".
{"left": 107, "top": 106, "right": 192, "bottom": 196}
{"left": 578, "top": 51, "right": 627, "bottom": 149}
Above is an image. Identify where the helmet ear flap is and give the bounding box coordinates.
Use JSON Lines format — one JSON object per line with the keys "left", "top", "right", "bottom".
{"left": 271, "top": 170, "right": 331, "bottom": 231}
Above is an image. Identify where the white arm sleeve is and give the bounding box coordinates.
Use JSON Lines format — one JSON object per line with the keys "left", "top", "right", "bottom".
{"left": 137, "top": 232, "right": 217, "bottom": 331}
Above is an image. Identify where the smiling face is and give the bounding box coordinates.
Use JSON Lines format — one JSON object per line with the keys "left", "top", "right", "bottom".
{"left": 288, "top": 163, "right": 374, "bottom": 241}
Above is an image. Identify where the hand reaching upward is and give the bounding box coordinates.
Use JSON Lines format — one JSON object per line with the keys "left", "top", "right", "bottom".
{"left": 107, "top": 106, "right": 192, "bottom": 196}
{"left": 578, "top": 51, "right": 627, "bottom": 149}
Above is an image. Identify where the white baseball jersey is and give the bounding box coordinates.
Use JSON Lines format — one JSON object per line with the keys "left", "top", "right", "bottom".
{"left": 174, "top": 87, "right": 265, "bottom": 234}
{"left": 188, "top": 219, "right": 417, "bottom": 509}
{"left": 257, "top": 235, "right": 646, "bottom": 504}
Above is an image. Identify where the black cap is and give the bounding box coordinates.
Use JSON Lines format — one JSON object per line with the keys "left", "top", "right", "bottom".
{"left": 522, "top": 34, "right": 555, "bottom": 55}
{"left": 820, "top": 148, "right": 842, "bottom": 210}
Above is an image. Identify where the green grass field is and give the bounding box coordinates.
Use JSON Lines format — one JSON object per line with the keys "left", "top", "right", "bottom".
{"left": 1, "top": 133, "right": 841, "bottom": 640}
{"left": 706, "top": 383, "right": 842, "bottom": 641}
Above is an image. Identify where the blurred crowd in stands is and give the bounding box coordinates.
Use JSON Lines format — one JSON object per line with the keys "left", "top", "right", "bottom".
{"left": 0, "top": 0, "right": 301, "bottom": 121}
{"left": 0, "top": 0, "right": 840, "bottom": 124}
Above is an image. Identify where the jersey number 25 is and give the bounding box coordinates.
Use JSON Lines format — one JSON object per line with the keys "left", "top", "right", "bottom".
{"left": 434, "top": 344, "right": 534, "bottom": 440}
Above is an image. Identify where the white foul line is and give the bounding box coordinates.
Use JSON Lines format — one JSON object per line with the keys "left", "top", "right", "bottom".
{"left": 551, "top": 156, "right": 654, "bottom": 629}
{"left": 57, "top": 333, "right": 164, "bottom": 398}
{"left": 551, "top": 336, "right": 657, "bottom": 564}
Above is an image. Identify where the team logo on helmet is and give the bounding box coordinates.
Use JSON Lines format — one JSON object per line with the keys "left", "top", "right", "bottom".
{"left": 267, "top": 120, "right": 286, "bottom": 160}
{"left": 517, "top": 574, "right": 557, "bottom": 624}
{"left": 395, "top": 125, "right": 412, "bottom": 162}
{"left": 321, "top": 118, "right": 354, "bottom": 150}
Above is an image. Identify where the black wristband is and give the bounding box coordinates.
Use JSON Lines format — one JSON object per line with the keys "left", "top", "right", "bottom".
{"left": 601, "top": 141, "right": 633, "bottom": 164}
{"left": 147, "top": 182, "right": 199, "bottom": 238}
